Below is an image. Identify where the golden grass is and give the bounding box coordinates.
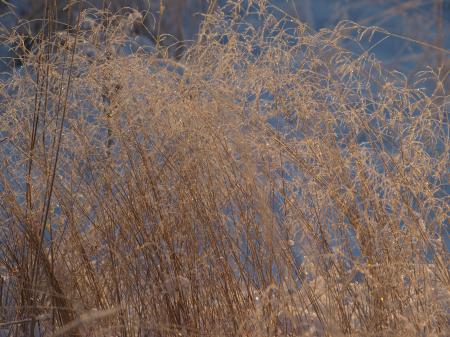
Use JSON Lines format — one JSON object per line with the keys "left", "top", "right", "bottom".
{"left": 0, "top": 1, "right": 448, "bottom": 336}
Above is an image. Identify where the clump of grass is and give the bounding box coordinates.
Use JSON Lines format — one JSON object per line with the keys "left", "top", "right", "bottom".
{"left": 0, "top": 1, "right": 448, "bottom": 336}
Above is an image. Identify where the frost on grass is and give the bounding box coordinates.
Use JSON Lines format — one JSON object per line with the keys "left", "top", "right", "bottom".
{"left": 0, "top": 1, "right": 448, "bottom": 336}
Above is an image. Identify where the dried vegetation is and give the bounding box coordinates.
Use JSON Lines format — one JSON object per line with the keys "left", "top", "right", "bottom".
{"left": 0, "top": 1, "right": 448, "bottom": 336}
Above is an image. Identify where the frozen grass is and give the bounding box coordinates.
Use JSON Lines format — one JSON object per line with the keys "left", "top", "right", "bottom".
{"left": 0, "top": 1, "right": 448, "bottom": 336}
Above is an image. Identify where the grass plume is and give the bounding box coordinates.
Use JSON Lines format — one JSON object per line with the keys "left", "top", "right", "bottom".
{"left": 0, "top": 1, "right": 448, "bottom": 336}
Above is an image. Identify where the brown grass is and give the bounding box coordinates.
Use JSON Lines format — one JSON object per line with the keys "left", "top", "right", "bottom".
{"left": 0, "top": 1, "right": 448, "bottom": 336}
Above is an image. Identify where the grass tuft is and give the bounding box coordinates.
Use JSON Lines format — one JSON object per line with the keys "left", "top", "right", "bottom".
{"left": 0, "top": 1, "right": 448, "bottom": 336}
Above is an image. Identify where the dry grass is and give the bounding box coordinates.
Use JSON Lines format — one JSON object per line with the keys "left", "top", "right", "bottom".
{"left": 334, "top": 0, "right": 449, "bottom": 74}
{"left": 0, "top": 1, "right": 448, "bottom": 336}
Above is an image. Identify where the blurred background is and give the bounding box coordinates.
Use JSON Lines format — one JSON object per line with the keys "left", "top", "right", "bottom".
{"left": 0, "top": 0, "right": 449, "bottom": 78}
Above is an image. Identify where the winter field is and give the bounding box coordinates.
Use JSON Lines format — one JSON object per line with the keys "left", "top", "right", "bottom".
{"left": 0, "top": 1, "right": 449, "bottom": 336}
